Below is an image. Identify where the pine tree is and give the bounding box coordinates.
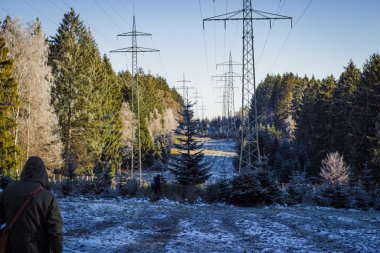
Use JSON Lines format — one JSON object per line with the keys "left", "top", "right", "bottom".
{"left": 295, "top": 76, "right": 319, "bottom": 176}
{"left": 330, "top": 60, "right": 360, "bottom": 166}
{"left": 295, "top": 76, "right": 337, "bottom": 177}
{"left": 50, "top": 8, "right": 88, "bottom": 178}
{"left": 230, "top": 171, "right": 262, "bottom": 206}
{"left": 361, "top": 162, "right": 375, "bottom": 192}
{"left": 351, "top": 54, "right": 380, "bottom": 182}
{"left": 0, "top": 36, "right": 19, "bottom": 176}
{"left": 50, "top": 8, "right": 111, "bottom": 177}
{"left": 169, "top": 102, "right": 210, "bottom": 185}
{"left": 230, "top": 158, "right": 279, "bottom": 206}
{"left": 93, "top": 55, "right": 123, "bottom": 183}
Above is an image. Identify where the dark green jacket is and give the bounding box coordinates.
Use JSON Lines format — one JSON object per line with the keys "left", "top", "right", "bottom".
{"left": 0, "top": 157, "right": 63, "bottom": 253}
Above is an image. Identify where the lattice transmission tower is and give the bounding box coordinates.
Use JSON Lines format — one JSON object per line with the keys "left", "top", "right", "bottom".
{"left": 176, "top": 73, "right": 193, "bottom": 104}
{"left": 204, "top": 0, "right": 292, "bottom": 173}
{"left": 110, "top": 15, "right": 159, "bottom": 183}
{"left": 214, "top": 52, "right": 240, "bottom": 126}
{"left": 191, "top": 89, "right": 202, "bottom": 119}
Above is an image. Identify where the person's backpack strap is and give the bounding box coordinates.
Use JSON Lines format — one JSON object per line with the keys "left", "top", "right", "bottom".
{"left": 8, "top": 185, "right": 44, "bottom": 230}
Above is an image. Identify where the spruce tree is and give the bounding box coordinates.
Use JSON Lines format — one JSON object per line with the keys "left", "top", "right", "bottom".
{"left": 49, "top": 8, "right": 88, "bottom": 178}
{"left": 230, "top": 158, "right": 278, "bottom": 206}
{"left": 169, "top": 102, "right": 209, "bottom": 185}
{"left": 351, "top": 54, "right": 380, "bottom": 182}
{"left": 93, "top": 55, "right": 123, "bottom": 184}
{"left": 0, "top": 36, "right": 19, "bottom": 176}
{"left": 50, "top": 8, "right": 114, "bottom": 177}
{"left": 295, "top": 76, "right": 320, "bottom": 176}
{"left": 331, "top": 60, "right": 360, "bottom": 162}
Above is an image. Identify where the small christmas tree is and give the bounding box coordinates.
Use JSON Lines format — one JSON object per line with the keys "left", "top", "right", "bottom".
{"left": 169, "top": 102, "right": 209, "bottom": 185}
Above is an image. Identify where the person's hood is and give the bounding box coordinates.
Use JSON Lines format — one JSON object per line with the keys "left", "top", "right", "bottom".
{"left": 20, "top": 156, "right": 49, "bottom": 187}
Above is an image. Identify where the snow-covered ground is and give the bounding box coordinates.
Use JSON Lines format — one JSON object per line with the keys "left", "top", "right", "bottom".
{"left": 60, "top": 197, "right": 380, "bottom": 252}
{"left": 202, "top": 139, "right": 237, "bottom": 183}
{"left": 59, "top": 139, "right": 380, "bottom": 252}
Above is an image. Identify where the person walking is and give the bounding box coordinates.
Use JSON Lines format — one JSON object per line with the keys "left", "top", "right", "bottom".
{"left": 0, "top": 156, "right": 63, "bottom": 253}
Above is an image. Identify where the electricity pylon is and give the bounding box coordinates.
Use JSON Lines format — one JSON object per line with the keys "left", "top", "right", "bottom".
{"left": 110, "top": 15, "right": 159, "bottom": 183}
{"left": 176, "top": 73, "right": 193, "bottom": 103}
{"left": 204, "top": 0, "right": 292, "bottom": 173}
{"left": 216, "top": 52, "right": 240, "bottom": 124}
{"left": 191, "top": 89, "right": 202, "bottom": 119}
{"left": 200, "top": 99, "right": 207, "bottom": 120}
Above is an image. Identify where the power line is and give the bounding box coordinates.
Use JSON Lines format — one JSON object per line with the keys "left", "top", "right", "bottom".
{"left": 198, "top": 0, "right": 211, "bottom": 81}
{"left": 21, "top": 0, "right": 59, "bottom": 26}
{"left": 150, "top": 36, "right": 171, "bottom": 84}
{"left": 223, "top": 0, "right": 229, "bottom": 69}
{"left": 269, "top": 0, "right": 314, "bottom": 72}
{"left": 94, "top": 0, "right": 124, "bottom": 32}
{"left": 213, "top": 0, "right": 217, "bottom": 68}
{"left": 294, "top": 0, "right": 314, "bottom": 27}
{"left": 0, "top": 5, "right": 16, "bottom": 16}
{"left": 59, "top": 0, "right": 70, "bottom": 9}
{"left": 115, "top": 0, "right": 134, "bottom": 15}
{"left": 47, "top": 0, "right": 119, "bottom": 48}
{"left": 257, "top": 0, "right": 287, "bottom": 65}
{"left": 47, "top": 0, "right": 66, "bottom": 13}
{"left": 104, "top": 0, "right": 131, "bottom": 27}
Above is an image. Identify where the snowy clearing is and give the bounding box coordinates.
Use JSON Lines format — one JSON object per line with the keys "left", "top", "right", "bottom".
{"left": 143, "top": 139, "right": 237, "bottom": 184}
{"left": 60, "top": 197, "right": 380, "bottom": 253}
{"left": 60, "top": 139, "right": 380, "bottom": 252}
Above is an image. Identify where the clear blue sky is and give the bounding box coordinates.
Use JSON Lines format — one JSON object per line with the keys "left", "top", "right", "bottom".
{"left": 1, "top": 0, "right": 379, "bottom": 118}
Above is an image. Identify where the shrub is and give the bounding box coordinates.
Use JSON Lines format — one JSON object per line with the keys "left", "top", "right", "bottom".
{"left": 374, "top": 187, "right": 380, "bottom": 211}
{"left": 162, "top": 183, "right": 186, "bottom": 202}
{"left": 330, "top": 185, "right": 350, "bottom": 209}
{"left": 229, "top": 172, "right": 262, "bottom": 207}
{"left": 160, "top": 183, "right": 202, "bottom": 203}
{"left": 229, "top": 159, "right": 280, "bottom": 207}
{"left": 61, "top": 180, "right": 73, "bottom": 196}
{"left": 313, "top": 184, "right": 350, "bottom": 208}
{"left": 349, "top": 186, "right": 370, "bottom": 210}
{"left": 185, "top": 185, "right": 201, "bottom": 204}
{"left": 203, "top": 179, "right": 231, "bottom": 203}
{"left": 282, "top": 177, "right": 313, "bottom": 206}
{"left": 80, "top": 180, "right": 106, "bottom": 195}
{"left": 118, "top": 177, "right": 139, "bottom": 197}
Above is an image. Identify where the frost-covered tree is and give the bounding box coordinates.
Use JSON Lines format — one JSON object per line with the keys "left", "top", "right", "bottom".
{"left": 320, "top": 152, "right": 350, "bottom": 185}
{"left": 49, "top": 9, "right": 94, "bottom": 178}
{"left": 2, "top": 17, "right": 63, "bottom": 170}
{"left": 0, "top": 35, "right": 19, "bottom": 176}
{"left": 50, "top": 9, "right": 123, "bottom": 177}
{"left": 169, "top": 102, "right": 209, "bottom": 185}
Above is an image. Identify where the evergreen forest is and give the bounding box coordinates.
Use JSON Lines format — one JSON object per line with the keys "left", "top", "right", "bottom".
{"left": 0, "top": 8, "right": 379, "bottom": 210}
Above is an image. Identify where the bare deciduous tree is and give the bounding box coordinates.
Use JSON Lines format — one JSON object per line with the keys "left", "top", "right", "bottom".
{"left": 2, "top": 18, "right": 63, "bottom": 171}
{"left": 120, "top": 102, "right": 136, "bottom": 148}
{"left": 148, "top": 108, "right": 177, "bottom": 138}
{"left": 320, "top": 152, "right": 350, "bottom": 185}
